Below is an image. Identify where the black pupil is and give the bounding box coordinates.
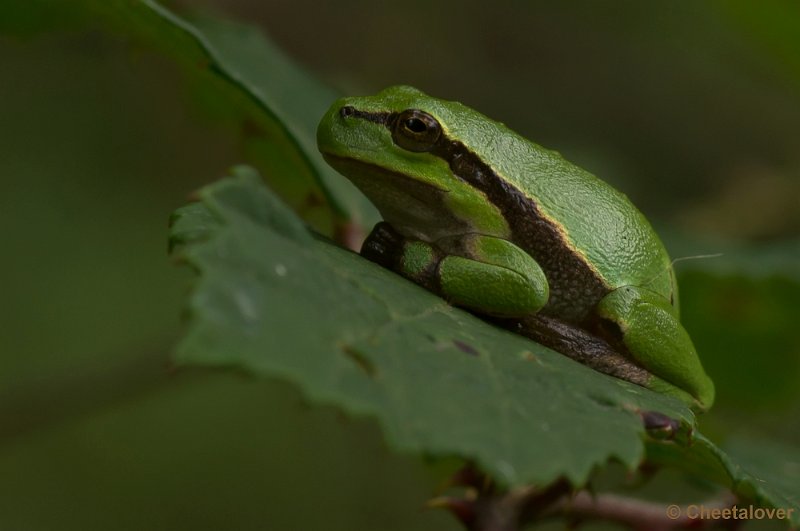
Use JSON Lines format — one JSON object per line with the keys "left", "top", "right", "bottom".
{"left": 405, "top": 118, "right": 427, "bottom": 133}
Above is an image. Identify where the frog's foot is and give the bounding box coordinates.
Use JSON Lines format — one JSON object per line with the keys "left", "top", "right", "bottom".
{"left": 361, "top": 221, "right": 405, "bottom": 270}
{"left": 595, "top": 286, "right": 715, "bottom": 411}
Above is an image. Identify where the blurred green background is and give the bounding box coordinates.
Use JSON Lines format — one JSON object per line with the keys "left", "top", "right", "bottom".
{"left": 1, "top": 1, "right": 798, "bottom": 529}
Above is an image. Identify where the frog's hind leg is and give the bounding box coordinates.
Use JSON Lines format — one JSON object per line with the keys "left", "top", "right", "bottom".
{"left": 594, "top": 286, "right": 715, "bottom": 411}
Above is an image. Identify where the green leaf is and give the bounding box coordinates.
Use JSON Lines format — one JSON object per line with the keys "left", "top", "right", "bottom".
{"left": 183, "top": 12, "right": 380, "bottom": 235}
{"left": 647, "top": 434, "right": 800, "bottom": 526}
{"left": 83, "top": 0, "right": 378, "bottom": 239}
{"left": 724, "top": 436, "right": 800, "bottom": 523}
{"left": 170, "top": 166, "right": 695, "bottom": 488}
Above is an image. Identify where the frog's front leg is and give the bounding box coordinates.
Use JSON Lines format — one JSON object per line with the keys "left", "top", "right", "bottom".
{"left": 362, "top": 222, "right": 549, "bottom": 317}
{"left": 595, "top": 286, "right": 715, "bottom": 411}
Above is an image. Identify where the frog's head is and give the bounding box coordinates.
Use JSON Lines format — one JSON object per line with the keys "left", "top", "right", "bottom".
{"left": 317, "top": 85, "right": 509, "bottom": 242}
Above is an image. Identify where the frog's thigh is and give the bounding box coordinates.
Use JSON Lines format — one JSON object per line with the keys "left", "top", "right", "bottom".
{"left": 438, "top": 235, "right": 549, "bottom": 317}
{"left": 596, "top": 286, "right": 715, "bottom": 410}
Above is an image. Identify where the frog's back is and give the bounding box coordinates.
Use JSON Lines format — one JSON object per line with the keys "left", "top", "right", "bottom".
{"left": 439, "top": 102, "right": 674, "bottom": 317}
{"left": 501, "top": 136, "right": 672, "bottom": 292}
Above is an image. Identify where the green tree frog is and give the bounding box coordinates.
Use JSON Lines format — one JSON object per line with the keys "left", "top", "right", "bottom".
{"left": 317, "top": 85, "right": 714, "bottom": 412}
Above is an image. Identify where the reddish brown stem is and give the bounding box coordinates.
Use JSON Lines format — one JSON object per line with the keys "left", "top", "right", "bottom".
{"left": 543, "top": 491, "right": 740, "bottom": 531}
{"left": 442, "top": 485, "right": 739, "bottom": 531}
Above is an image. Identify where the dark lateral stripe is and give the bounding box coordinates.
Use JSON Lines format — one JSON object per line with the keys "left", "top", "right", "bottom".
{"left": 434, "top": 137, "right": 609, "bottom": 322}
{"left": 499, "top": 314, "right": 650, "bottom": 386}
{"left": 340, "top": 107, "right": 394, "bottom": 125}
{"left": 348, "top": 108, "right": 609, "bottom": 323}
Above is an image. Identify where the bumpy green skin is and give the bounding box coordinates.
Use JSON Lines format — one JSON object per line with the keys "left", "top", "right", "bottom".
{"left": 317, "top": 85, "right": 714, "bottom": 411}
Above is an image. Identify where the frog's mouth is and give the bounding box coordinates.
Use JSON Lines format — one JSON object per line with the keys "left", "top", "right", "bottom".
{"left": 322, "top": 153, "right": 470, "bottom": 241}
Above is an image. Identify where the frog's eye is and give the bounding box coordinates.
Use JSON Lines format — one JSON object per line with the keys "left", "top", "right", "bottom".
{"left": 392, "top": 109, "right": 442, "bottom": 152}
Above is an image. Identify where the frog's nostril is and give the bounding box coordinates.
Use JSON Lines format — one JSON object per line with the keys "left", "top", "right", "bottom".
{"left": 340, "top": 106, "right": 355, "bottom": 118}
